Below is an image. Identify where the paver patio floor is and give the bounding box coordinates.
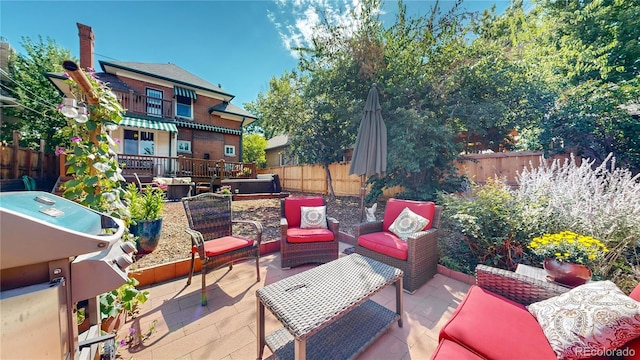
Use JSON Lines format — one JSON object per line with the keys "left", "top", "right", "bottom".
{"left": 116, "top": 243, "right": 470, "bottom": 360}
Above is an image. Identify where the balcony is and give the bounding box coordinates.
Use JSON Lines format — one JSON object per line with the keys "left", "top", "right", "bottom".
{"left": 114, "top": 90, "right": 176, "bottom": 119}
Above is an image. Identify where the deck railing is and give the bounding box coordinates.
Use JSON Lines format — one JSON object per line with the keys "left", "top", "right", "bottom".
{"left": 114, "top": 90, "right": 175, "bottom": 119}
{"left": 116, "top": 154, "right": 256, "bottom": 181}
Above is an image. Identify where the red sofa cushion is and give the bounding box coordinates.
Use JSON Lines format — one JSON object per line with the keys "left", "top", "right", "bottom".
{"left": 430, "top": 339, "right": 485, "bottom": 360}
{"left": 440, "top": 285, "right": 557, "bottom": 360}
{"left": 192, "top": 236, "right": 254, "bottom": 257}
{"left": 382, "top": 199, "right": 435, "bottom": 232}
{"left": 629, "top": 283, "right": 640, "bottom": 301}
{"left": 358, "top": 231, "right": 408, "bottom": 260}
{"left": 286, "top": 227, "right": 335, "bottom": 243}
{"left": 284, "top": 197, "right": 325, "bottom": 228}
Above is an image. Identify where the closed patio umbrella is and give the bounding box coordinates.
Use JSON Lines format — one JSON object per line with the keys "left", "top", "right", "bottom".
{"left": 349, "top": 83, "right": 387, "bottom": 221}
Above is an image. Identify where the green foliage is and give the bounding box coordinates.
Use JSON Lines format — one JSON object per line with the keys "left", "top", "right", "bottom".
{"left": 438, "top": 178, "right": 527, "bottom": 271}
{"left": 242, "top": 133, "right": 267, "bottom": 168}
{"left": 540, "top": 78, "right": 640, "bottom": 173}
{"left": 124, "top": 183, "right": 165, "bottom": 222}
{"left": 58, "top": 69, "right": 128, "bottom": 220}
{"left": 99, "top": 277, "right": 149, "bottom": 320}
{"left": 2, "top": 36, "right": 74, "bottom": 152}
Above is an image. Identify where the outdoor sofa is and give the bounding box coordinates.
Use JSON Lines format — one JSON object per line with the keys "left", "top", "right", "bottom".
{"left": 432, "top": 265, "right": 640, "bottom": 360}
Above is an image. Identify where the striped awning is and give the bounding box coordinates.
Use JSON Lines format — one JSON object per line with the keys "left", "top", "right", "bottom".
{"left": 120, "top": 116, "right": 178, "bottom": 133}
{"left": 174, "top": 86, "right": 197, "bottom": 100}
{"left": 173, "top": 120, "right": 241, "bottom": 135}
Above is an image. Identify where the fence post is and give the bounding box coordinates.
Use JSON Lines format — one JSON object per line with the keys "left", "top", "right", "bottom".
{"left": 39, "top": 139, "right": 45, "bottom": 178}
{"left": 11, "top": 131, "right": 19, "bottom": 179}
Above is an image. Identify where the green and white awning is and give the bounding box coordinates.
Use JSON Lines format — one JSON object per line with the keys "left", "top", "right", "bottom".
{"left": 120, "top": 116, "right": 178, "bottom": 133}
{"left": 174, "top": 86, "right": 197, "bottom": 100}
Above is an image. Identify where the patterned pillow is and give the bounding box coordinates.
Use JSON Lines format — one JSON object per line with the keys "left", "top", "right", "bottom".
{"left": 388, "top": 207, "right": 430, "bottom": 241}
{"left": 527, "top": 281, "right": 640, "bottom": 360}
{"left": 300, "top": 206, "right": 327, "bottom": 229}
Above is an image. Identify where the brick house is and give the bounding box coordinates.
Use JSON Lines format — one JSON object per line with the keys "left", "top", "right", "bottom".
{"left": 48, "top": 23, "right": 256, "bottom": 178}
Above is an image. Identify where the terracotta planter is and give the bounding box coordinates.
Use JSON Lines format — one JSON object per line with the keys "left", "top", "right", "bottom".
{"left": 101, "top": 310, "right": 126, "bottom": 333}
{"left": 543, "top": 258, "right": 592, "bottom": 287}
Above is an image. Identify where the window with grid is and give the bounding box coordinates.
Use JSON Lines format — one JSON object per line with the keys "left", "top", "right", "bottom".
{"left": 176, "top": 95, "right": 192, "bottom": 119}
{"left": 146, "top": 88, "right": 163, "bottom": 117}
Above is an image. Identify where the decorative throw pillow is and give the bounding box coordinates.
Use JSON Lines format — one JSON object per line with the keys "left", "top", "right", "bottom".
{"left": 527, "top": 280, "right": 640, "bottom": 360}
{"left": 388, "top": 207, "right": 430, "bottom": 241}
{"left": 300, "top": 206, "right": 327, "bottom": 229}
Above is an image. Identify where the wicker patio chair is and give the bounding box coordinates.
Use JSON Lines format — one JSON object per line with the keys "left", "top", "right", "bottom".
{"left": 182, "top": 193, "right": 263, "bottom": 306}
{"left": 280, "top": 196, "right": 339, "bottom": 268}
{"left": 354, "top": 199, "right": 442, "bottom": 293}
{"left": 475, "top": 264, "right": 569, "bottom": 305}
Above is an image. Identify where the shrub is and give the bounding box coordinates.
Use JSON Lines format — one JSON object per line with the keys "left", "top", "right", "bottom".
{"left": 438, "top": 178, "right": 527, "bottom": 272}
{"left": 439, "top": 153, "right": 640, "bottom": 291}
{"left": 515, "top": 154, "right": 640, "bottom": 289}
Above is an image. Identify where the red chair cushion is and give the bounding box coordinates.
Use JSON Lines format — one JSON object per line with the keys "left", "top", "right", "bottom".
{"left": 191, "top": 236, "right": 254, "bottom": 257}
{"left": 430, "top": 339, "right": 484, "bottom": 360}
{"left": 623, "top": 337, "right": 640, "bottom": 360}
{"left": 358, "top": 231, "right": 408, "bottom": 260}
{"left": 440, "top": 285, "right": 557, "bottom": 360}
{"left": 286, "top": 227, "right": 335, "bottom": 243}
{"left": 629, "top": 283, "right": 640, "bottom": 301}
{"left": 382, "top": 198, "right": 435, "bottom": 232}
{"left": 284, "top": 197, "right": 325, "bottom": 228}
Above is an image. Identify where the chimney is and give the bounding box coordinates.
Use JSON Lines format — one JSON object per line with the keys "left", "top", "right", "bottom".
{"left": 77, "top": 23, "right": 94, "bottom": 71}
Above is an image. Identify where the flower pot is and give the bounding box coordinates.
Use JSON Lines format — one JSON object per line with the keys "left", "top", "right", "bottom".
{"left": 101, "top": 310, "right": 126, "bottom": 333}
{"left": 543, "top": 258, "right": 592, "bottom": 287}
{"left": 130, "top": 218, "right": 163, "bottom": 255}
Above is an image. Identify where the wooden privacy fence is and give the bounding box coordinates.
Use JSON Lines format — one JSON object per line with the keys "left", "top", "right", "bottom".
{"left": 0, "top": 131, "right": 57, "bottom": 180}
{"left": 259, "top": 151, "right": 572, "bottom": 197}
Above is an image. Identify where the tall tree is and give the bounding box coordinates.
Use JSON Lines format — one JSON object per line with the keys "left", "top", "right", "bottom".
{"left": 242, "top": 133, "right": 268, "bottom": 168}
{"left": 2, "top": 36, "right": 74, "bottom": 152}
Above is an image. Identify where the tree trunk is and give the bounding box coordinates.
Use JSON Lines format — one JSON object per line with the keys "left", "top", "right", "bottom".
{"left": 323, "top": 163, "right": 335, "bottom": 200}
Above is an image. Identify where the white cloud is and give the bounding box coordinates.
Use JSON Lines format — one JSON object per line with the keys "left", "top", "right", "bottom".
{"left": 269, "top": 0, "right": 378, "bottom": 58}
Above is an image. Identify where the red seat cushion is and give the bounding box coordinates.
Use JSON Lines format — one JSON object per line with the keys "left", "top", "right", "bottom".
{"left": 358, "top": 231, "right": 408, "bottom": 260}
{"left": 286, "top": 227, "right": 334, "bottom": 243}
{"left": 191, "top": 236, "right": 254, "bottom": 257}
{"left": 382, "top": 198, "right": 435, "bottom": 232}
{"left": 430, "top": 339, "right": 485, "bottom": 360}
{"left": 440, "top": 285, "right": 557, "bottom": 360}
{"left": 284, "top": 196, "right": 325, "bottom": 228}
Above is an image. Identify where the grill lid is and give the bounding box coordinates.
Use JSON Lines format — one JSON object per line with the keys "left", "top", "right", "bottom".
{"left": 0, "top": 192, "right": 125, "bottom": 270}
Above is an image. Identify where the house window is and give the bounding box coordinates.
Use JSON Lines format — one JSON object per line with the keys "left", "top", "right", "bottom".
{"left": 224, "top": 145, "right": 236, "bottom": 156}
{"left": 124, "top": 130, "right": 155, "bottom": 155}
{"left": 177, "top": 140, "right": 191, "bottom": 153}
{"left": 146, "top": 88, "right": 163, "bottom": 117}
{"left": 176, "top": 95, "right": 192, "bottom": 119}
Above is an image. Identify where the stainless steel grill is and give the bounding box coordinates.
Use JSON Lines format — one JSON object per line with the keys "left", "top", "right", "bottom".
{"left": 0, "top": 191, "right": 136, "bottom": 359}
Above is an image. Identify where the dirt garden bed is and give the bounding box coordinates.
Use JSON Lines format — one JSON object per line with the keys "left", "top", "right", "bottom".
{"left": 132, "top": 192, "right": 386, "bottom": 269}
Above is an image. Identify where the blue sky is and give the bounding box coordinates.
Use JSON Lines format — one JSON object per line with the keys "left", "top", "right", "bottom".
{"left": 1, "top": 0, "right": 508, "bottom": 108}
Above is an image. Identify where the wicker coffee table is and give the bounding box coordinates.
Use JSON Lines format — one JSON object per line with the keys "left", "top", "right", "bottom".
{"left": 256, "top": 254, "right": 403, "bottom": 360}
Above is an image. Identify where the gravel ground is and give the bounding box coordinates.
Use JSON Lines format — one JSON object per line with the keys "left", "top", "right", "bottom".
{"left": 131, "top": 192, "right": 387, "bottom": 269}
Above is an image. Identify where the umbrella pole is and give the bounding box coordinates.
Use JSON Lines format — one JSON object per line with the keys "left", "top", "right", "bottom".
{"left": 359, "top": 175, "right": 366, "bottom": 222}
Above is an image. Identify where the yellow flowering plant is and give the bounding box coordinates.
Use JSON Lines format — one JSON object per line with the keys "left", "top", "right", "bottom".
{"left": 528, "top": 231, "right": 609, "bottom": 266}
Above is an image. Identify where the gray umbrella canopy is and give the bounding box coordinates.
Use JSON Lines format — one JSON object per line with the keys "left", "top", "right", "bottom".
{"left": 349, "top": 83, "right": 387, "bottom": 178}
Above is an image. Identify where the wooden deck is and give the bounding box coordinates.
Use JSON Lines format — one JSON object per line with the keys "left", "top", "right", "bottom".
{"left": 232, "top": 192, "right": 290, "bottom": 201}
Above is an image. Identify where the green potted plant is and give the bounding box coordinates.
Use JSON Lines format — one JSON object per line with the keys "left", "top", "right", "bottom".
{"left": 528, "top": 230, "right": 609, "bottom": 286}
{"left": 125, "top": 183, "right": 165, "bottom": 255}
{"left": 99, "top": 277, "right": 149, "bottom": 332}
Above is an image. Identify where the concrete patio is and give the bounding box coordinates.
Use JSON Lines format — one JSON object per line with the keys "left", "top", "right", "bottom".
{"left": 116, "top": 243, "right": 471, "bottom": 359}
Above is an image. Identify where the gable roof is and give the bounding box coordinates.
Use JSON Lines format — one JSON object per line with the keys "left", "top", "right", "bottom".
{"left": 266, "top": 134, "right": 289, "bottom": 150}
{"left": 99, "top": 60, "right": 233, "bottom": 99}
{"left": 209, "top": 101, "right": 257, "bottom": 121}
